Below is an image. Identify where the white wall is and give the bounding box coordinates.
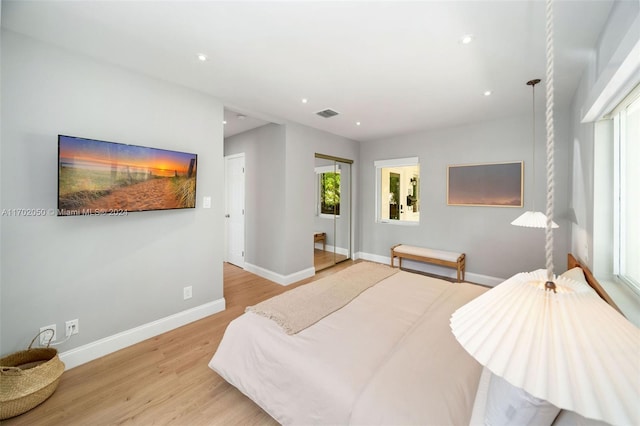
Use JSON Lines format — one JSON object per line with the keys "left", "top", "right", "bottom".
{"left": 0, "top": 31, "right": 225, "bottom": 359}
{"left": 226, "top": 109, "right": 575, "bottom": 286}
{"left": 224, "top": 123, "right": 287, "bottom": 275}
{"left": 359, "top": 113, "right": 572, "bottom": 283}
{"left": 225, "top": 121, "right": 359, "bottom": 283}
{"left": 284, "top": 123, "right": 359, "bottom": 275}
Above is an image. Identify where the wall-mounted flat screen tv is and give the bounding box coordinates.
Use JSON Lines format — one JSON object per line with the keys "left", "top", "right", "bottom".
{"left": 58, "top": 135, "right": 197, "bottom": 216}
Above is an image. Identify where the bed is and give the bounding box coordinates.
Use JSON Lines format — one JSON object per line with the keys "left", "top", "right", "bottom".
{"left": 209, "top": 254, "right": 625, "bottom": 425}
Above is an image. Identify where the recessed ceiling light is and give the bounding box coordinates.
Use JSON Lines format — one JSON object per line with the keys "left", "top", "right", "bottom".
{"left": 302, "top": 98, "right": 308, "bottom": 104}
{"left": 356, "top": 121, "right": 361, "bottom": 126}
{"left": 223, "top": 120, "right": 227, "bottom": 125}
{"left": 461, "top": 34, "right": 474, "bottom": 45}
{"left": 197, "top": 54, "right": 207, "bottom": 61}
{"left": 484, "top": 90, "right": 492, "bottom": 96}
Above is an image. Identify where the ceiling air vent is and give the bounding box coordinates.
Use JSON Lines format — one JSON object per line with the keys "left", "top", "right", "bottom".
{"left": 316, "top": 109, "right": 340, "bottom": 118}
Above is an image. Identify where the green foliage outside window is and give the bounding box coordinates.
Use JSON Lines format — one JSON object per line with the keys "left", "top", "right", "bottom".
{"left": 320, "top": 172, "right": 340, "bottom": 215}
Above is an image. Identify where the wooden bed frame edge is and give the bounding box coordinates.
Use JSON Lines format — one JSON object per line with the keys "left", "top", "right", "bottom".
{"left": 568, "top": 253, "right": 624, "bottom": 316}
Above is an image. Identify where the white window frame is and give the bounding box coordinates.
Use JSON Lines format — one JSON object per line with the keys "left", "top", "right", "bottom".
{"left": 612, "top": 88, "right": 640, "bottom": 294}
{"left": 374, "top": 157, "right": 420, "bottom": 225}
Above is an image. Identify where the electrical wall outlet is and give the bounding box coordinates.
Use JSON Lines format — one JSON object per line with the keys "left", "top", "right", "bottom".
{"left": 65, "top": 319, "right": 79, "bottom": 337}
{"left": 183, "top": 286, "right": 193, "bottom": 300}
{"left": 40, "top": 324, "right": 57, "bottom": 345}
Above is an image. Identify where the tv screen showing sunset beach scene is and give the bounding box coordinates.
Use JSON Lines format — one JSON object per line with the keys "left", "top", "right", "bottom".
{"left": 58, "top": 135, "right": 197, "bottom": 216}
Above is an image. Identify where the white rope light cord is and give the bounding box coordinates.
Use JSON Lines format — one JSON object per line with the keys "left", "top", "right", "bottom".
{"left": 544, "top": 0, "right": 555, "bottom": 282}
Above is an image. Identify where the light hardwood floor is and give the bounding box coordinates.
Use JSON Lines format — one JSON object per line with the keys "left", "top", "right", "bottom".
{"left": 4, "top": 261, "right": 355, "bottom": 426}
{"left": 313, "top": 248, "right": 348, "bottom": 272}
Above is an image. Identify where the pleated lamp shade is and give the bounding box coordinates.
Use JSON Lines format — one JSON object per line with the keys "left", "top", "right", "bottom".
{"left": 450, "top": 269, "right": 640, "bottom": 426}
{"left": 511, "top": 210, "right": 559, "bottom": 228}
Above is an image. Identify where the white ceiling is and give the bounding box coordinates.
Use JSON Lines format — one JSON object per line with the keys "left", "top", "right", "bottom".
{"left": 223, "top": 107, "right": 270, "bottom": 139}
{"left": 2, "top": 0, "right": 616, "bottom": 141}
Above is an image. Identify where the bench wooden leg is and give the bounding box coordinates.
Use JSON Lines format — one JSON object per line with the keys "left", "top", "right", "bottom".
{"left": 390, "top": 244, "right": 403, "bottom": 268}
{"left": 456, "top": 254, "right": 466, "bottom": 282}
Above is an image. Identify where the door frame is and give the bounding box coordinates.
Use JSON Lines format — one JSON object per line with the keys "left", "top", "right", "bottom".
{"left": 224, "top": 153, "right": 246, "bottom": 268}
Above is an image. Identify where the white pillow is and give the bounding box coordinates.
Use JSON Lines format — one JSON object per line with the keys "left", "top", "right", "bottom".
{"left": 484, "top": 373, "right": 560, "bottom": 426}
{"left": 469, "top": 367, "right": 492, "bottom": 425}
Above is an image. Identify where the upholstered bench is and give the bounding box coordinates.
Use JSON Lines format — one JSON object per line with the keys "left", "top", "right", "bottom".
{"left": 390, "top": 244, "right": 466, "bottom": 282}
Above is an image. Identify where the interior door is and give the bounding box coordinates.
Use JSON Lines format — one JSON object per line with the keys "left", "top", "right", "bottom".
{"left": 225, "top": 153, "right": 245, "bottom": 268}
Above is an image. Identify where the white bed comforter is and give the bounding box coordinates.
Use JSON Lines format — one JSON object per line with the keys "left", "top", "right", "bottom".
{"left": 209, "top": 270, "right": 487, "bottom": 425}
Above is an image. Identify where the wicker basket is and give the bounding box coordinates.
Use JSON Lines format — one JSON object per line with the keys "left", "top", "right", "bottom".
{"left": 0, "top": 330, "right": 65, "bottom": 420}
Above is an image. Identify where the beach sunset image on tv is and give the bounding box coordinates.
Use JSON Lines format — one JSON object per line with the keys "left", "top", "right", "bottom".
{"left": 58, "top": 135, "right": 197, "bottom": 215}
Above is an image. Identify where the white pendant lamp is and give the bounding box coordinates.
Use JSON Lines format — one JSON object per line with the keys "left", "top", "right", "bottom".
{"left": 451, "top": 269, "right": 639, "bottom": 425}
{"left": 451, "top": 1, "right": 639, "bottom": 424}
{"left": 512, "top": 79, "right": 558, "bottom": 228}
{"left": 511, "top": 210, "right": 558, "bottom": 228}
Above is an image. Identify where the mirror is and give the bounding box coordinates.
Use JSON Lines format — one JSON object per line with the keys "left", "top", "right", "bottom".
{"left": 314, "top": 154, "right": 352, "bottom": 271}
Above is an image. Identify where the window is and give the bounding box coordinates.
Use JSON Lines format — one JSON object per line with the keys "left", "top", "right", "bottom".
{"left": 316, "top": 165, "right": 340, "bottom": 217}
{"left": 375, "top": 157, "right": 420, "bottom": 224}
{"left": 613, "top": 86, "right": 640, "bottom": 292}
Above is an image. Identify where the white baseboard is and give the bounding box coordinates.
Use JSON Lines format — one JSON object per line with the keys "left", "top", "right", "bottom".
{"left": 356, "top": 251, "right": 389, "bottom": 265}
{"left": 314, "top": 244, "right": 349, "bottom": 257}
{"left": 60, "top": 298, "right": 226, "bottom": 370}
{"left": 244, "top": 262, "right": 315, "bottom": 286}
{"left": 464, "top": 272, "right": 504, "bottom": 287}
{"left": 356, "top": 252, "right": 504, "bottom": 287}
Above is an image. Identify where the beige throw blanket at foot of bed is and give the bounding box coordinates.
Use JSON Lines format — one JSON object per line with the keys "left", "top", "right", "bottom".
{"left": 246, "top": 262, "right": 398, "bottom": 334}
